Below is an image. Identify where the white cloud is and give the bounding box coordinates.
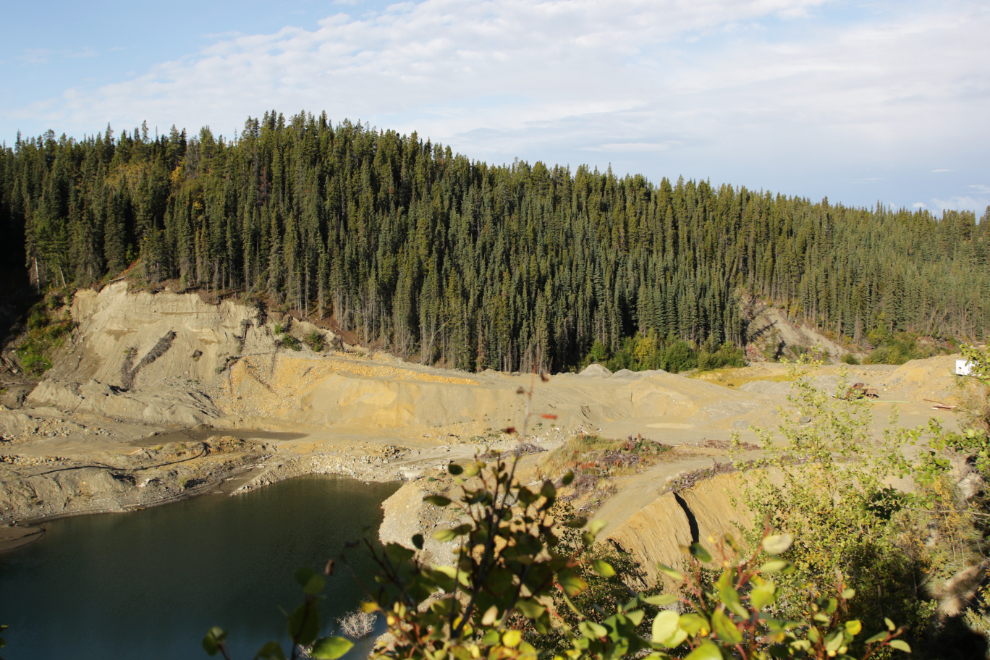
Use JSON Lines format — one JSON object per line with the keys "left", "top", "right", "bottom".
{"left": 6, "top": 0, "right": 989, "bottom": 210}
{"left": 66, "top": 48, "right": 99, "bottom": 59}
{"left": 17, "top": 47, "right": 98, "bottom": 65}
{"left": 19, "top": 49, "right": 53, "bottom": 65}
{"left": 930, "top": 196, "right": 990, "bottom": 214}
{"left": 583, "top": 142, "right": 684, "bottom": 153}
{"left": 912, "top": 202, "right": 926, "bottom": 209}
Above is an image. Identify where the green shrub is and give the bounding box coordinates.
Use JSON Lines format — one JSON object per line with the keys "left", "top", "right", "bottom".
{"left": 15, "top": 298, "right": 75, "bottom": 377}
{"left": 841, "top": 353, "right": 861, "bottom": 365}
{"left": 582, "top": 332, "right": 744, "bottom": 374}
{"left": 697, "top": 341, "right": 746, "bottom": 372}
{"left": 735, "top": 368, "right": 988, "bottom": 650}
{"left": 304, "top": 331, "right": 325, "bottom": 352}
{"left": 281, "top": 335, "right": 301, "bottom": 351}
{"left": 863, "top": 330, "right": 939, "bottom": 365}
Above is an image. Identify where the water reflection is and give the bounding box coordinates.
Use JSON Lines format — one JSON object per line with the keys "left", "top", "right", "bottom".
{"left": 0, "top": 476, "right": 399, "bottom": 660}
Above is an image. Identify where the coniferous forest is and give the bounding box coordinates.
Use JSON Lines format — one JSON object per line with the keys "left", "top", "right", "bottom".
{"left": 1, "top": 111, "right": 987, "bottom": 372}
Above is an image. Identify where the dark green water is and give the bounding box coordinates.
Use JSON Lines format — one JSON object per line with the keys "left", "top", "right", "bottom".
{"left": 0, "top": 476, "right": 401, "bottom": 659}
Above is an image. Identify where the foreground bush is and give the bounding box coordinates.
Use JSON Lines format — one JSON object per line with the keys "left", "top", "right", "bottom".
{"left": 198, "top": 357, "right": 990, "bottom": 659}
{"left": 201, "top": 448, "right": 909, "bottom": 660}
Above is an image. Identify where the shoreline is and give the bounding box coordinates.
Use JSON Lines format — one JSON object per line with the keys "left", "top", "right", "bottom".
{"left": 0, "top": 524, "right": 45, "bottom": 553}
{"left": 0, "top": 435, "right": 495, "bottom": 552}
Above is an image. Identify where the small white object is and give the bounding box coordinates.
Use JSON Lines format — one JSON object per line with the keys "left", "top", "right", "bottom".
{"left": 956, "top": 360, "right": 974, "bottom": 376}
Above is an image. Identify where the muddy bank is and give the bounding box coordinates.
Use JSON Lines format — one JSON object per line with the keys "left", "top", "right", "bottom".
{"left": 0, "top": 523, "right": 45, "bottom": 552}
{"left": 0, "top": 436, "right": 275, "bottom": 526}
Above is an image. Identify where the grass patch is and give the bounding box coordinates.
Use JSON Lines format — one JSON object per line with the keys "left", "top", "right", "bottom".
{"left": 15, "top": 295, "right": 76, "bottom": 377}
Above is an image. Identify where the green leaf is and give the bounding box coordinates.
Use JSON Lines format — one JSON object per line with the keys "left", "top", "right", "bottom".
{"left": 540, "top": 480, "right": 557, "bottom": 499}
{"left": 627, "top": 609, "right": 645, "bottom": 627}
{"left": 864, "top": 632, "right": 888, "bottom": 644}
{"left": 433, "top": 528, "right": 458, "bottom": 542}
{"left": 294, "top": 568, "right": 325, "bottom": 595}
{"left": 447, "top": 464, "right": 463, "bottom": 475}
{"left": 717, "top": 571, "right": 747, "bottom": 617}
{"left": 652, "top": 611, "right": 680, "bottom": 644}
{"left": 825, "top": 631, "right": 844, "bottom": 653}
{"left": 254, "top": 641, "right": 287, "bottom": 660}
{"left": 643, "top": 594, "right": 679, "bottom": 606}
{"left": 592, "top": 559, "right": 616, "bottom": 577}
{"left": 759, "top": 559, "right": 790, "bottom": 573}
{"left": 712, "top": 609, "right": 742, "bottom": 645}
{"left": 412, "top": 533, "right": 424, "bottom": 550}
{"left": 482, "top": 630, "right": 500, "bottom": 645}
{"left": 885, "top": 618, "right": 896, "bottom": 631}
{"left": 657, "top": 563, "right": 685, "bottom": 582}
{"left": 463, "top": 463, "right": 480, "bottom": 478}
{"left": 664, "top": 627, "right": 688, "bottom": 649}
{"left": 288, "top": 603, "right": 320, "bottom": 646}
{"left": 559, "top": 571, "right": 589, "bottom": 597}
{"left": 841, "top": 588, "right": 856, "bottom": 600}
{"left": 845, "top": 620, "right": 862, "bottom": 636}
{"left": 562, "top": 470, "right": 575, "bottom": 486}
{"left": 310, "top": 637, "right": 354, "bottom": 659}
{"left": 385, "top": 543, "right": 415, "bottom": 563}
{"left": 516, "top": 599, "right": 546, "bottom": 619}
{"left": 761, "top": 534, "right": 793, "bottom": 555}
{"left": 888, "top": 639, "right": 911, "bottom": 653}
{"left": 678, "top": 613, "right": 709, "bottom": 636}
{"left": 502, "top": 630, "right": 522, "bottom": 647}
{"left": 295, "top": 567, "right": 318, "bottom": 588}
{"left": 750, "top": 580, "right": 777, "bottom": 610}
{"left": 588, "top": 519, "right": 607, "bottom": 537}
{"left": 684, "top": 640, "right": 723, "bottom": 660}
{"left": 304, "top": 575, "right": 326, "bottom": 596}
{"left": 579, "top": 621, "right": 608, "bottom": 639}
{"left": 689, "top": 543, "right": 713, "bottom": 563}
{"left": 424, "top": 495, "right": 452, "bottom": 507}
{"left": 564, "top": 516, "right": 588, "bottom": 528}
{"left": 202, "top": 627, "right": 227, "bottom": 656}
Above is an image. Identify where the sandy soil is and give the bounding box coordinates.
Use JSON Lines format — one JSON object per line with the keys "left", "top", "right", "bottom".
{"left": 0, "top": 284, "right": 977, "bottom": 556}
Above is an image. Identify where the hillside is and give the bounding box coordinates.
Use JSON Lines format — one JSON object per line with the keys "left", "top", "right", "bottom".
{"left": 0, "top": 284, "right": 972, "bottom": 534}
{"left": 1, "top": 113, "right": 988, "bottom": 375}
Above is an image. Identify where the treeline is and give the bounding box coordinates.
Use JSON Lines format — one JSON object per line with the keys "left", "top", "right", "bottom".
{"left": 1, "top": 111, "right": 988, "bottom": 372}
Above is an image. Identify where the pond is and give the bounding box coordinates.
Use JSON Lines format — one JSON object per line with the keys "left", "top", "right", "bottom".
{"left": 0, "top": 475, "right": 401, "bottom": 659}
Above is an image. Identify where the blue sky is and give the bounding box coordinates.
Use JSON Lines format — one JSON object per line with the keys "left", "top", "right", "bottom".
{"left": 2, "top": 0, "right": 987, "bottom": 214}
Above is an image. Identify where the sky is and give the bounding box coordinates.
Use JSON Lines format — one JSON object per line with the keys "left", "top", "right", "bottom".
{"left": 1, "top": 0, "right": 987, "bottom": 215}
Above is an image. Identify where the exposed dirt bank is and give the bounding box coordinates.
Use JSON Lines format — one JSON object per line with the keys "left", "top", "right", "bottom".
{"left": 0, "top": 285, "right": 974, "bottom": 556}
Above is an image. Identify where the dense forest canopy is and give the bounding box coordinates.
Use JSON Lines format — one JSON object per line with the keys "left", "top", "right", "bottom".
{"left": 1, "top": 111, "right": 987, "bottom": 372}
